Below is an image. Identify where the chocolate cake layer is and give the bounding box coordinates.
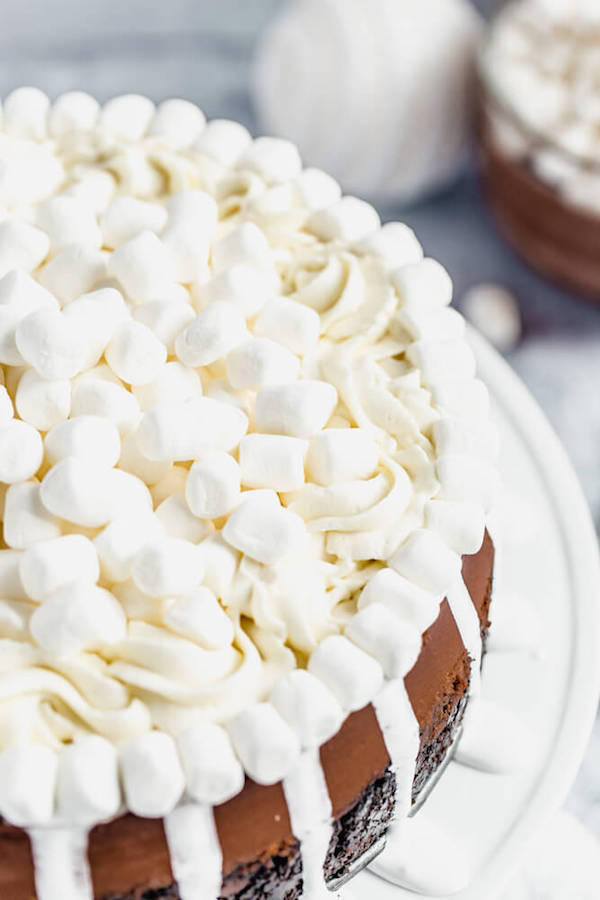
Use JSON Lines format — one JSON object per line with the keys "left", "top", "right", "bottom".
{"left": 0, "top": 532, "right": 494, "bottom": 900}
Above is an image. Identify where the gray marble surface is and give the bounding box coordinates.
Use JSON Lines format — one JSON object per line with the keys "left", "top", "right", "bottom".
{"left": 0, "top": 0, "right": 598, "bottom": 851}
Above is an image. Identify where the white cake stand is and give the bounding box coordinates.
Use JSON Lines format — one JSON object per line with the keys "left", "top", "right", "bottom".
{"left": 352, "top": 328, "right": 600, "bottom": 900}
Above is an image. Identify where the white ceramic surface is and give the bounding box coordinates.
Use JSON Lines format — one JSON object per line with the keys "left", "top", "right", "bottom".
{"left": 351, "top": 328, "right": 600, "bottom": 900}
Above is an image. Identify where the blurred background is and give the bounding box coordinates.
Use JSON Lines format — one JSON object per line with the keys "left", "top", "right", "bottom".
{"left": 1, "top": 0, "right": 598, "bottom": 888}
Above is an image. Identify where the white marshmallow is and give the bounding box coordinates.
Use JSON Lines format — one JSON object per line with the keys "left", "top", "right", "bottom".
{"left": 392, "top": 258, "right": 453, "bottom": 308}
{"left": 71, "top": 377, "right": 141, "bottom": 436}
{"left": 433, "top": 416, "right": 499, "bottom": 461}
{"left": 0, "top": 419, "right": 43, "bottom": 483}
{"left": 195, "top": 264, "right": 273, "bottom": 318}
{"left": 148, "top": 99, "right": 206, "bottom": 148}
{"left": 118, "top": 431, "right": 171, "bottom": 485}
{"left": 178, "top": 722, "right": 244, "bottom": 804}
{"left": 36, "top": 196, "right": 102, "bottom": 254}
{"left": 254, "top": 381, "right": 337, "bottom": 438}
{"left": 239, "top": 434, "right": 307, "bottom": 492}
{"left": 16, "top": 369, "right": 71, "bottom": 431}
{"left": 2, "top": 87, "right": 49, "bottom": 140}
{"left": 133, "top": 361, "right": 202, "bottom": 411}
{"left": 355, "top": 222, "right": 424, "bottom": 268}
{"left": 238, "top": 136, "right": 302, "bottom": 182}
{"left": 57, "top": 736, "right": 120, "bottom": 823}
{"left": 137, "top": 397, "right": 248, "bottom": 461}
{"left": 222, "top": 491, "right": 306, "bottom": 564}
{"left": 193, "top": 119, "right": 251, "bottom": 166}
{"left": 400, "top": 303, "right": 465, "bottom": 343}
{"left": 38, "top": 244, "right": 106, "bottom": 305}
{"left": 134, "top": 299, "right": 195, "bottom": 354}
{"left": 389, "top": 529, "right": 461, "bottom": 595}
{"left": 108, "top": 231, "right": 177, "bottom": 303}
{"left": 430, "top": 377, "right": 490, "bottom": 421}
{"left": 99, "top": 94, "right": 155, "bottom": 141}
{"left": 185, "top": 452, "right": 241, "bottom": 519}
{"left": 109, "top": 469, "right": 153, "bottom": 519}
{"left": 101, "top": 197, "right": 167, "bottom": 248}
{"left": 0, "top": 744, "right": 57, "bottom": 826}
{"left": 3, "top": 482, "right": 61, "bottom": 550}
{"left": 345, "top": 604, "right": 422, "bottom": 679}
{"left": 20, "top": 534, "right": 100, "bottom": 602}
{"left": 358, "top": 567, "right": 443, "bottom": 633}
{"left": 0, "top": 385, "right": 13, "bottom": 425}
{"left": 175, "top": 301, "right": 247, "bottom": 367}
{"left": 161, "top": 192, "right": 218, "bottom": 283}
{"left": 164, "top": 587, "right": 234, "bottom": 649}
{"left": 308, "top": 197, "right": 380, "bottom": 243}
{"left": 63, "top": 287, "right": 130, "bottom": 369}
{"left": 226, "top": 337, "right": 300, "bottom": 390}
{"left": 436, "top": 454, "right": 500, "bottom": 512}
{"left": 407, "top": 339, "right": 476, "bottom": 383}
{"left": 94, "top": 512, "right": 164, "bottom": 583}
{"left": 30, "top": 582, "right": 126, "bottom": 656}
{"left": 254, "top": 298, "right": 320, "bottom": 356}
{"left": 0, "top": 550, "right": 27, "bottom": 600}
{"left": 308, "top": 635, "right": 384, "bottom": 712}
{"left": 131, "top": 537, "right": 205, "bottom": 597}
{"left": 211, "top": 222, "right": 273, "bottom": 274}
{"left": 294, "top": 168, "right": 342, "bottom": 210}
{"left": 271, "top": 669, "right": 344, "bottom": 748}
{"left": 165, "top": 189, "right": 217, "bottom": 231}
{"left": 424, "top": 499, "right": 485, "bottom": 556}
{"left": 45, "top": 415, "right": 121, "bottom": 469}
{"left": 306, "top": 429, "right": 378, "bottom": 485}
{"left": 105, "top": 320, "right": 167, "bottom": 386}
{"left": 15, "top": 308, "right": 86, "bottom": 380}
{"left": 196, "top": 534, "right": 238, "bottom": 599}
{"left": 120, "top": 731, "right": 185, "bottom": 817}
{"left": 49, "top": 91, "right": 100, "bottom": 136}
{"left": 40, "top": 457, "right": 116, "bottom": 527}
{"left": 228, "top": 703, "right": 300, "bottom": 785}
{"left": 155, "top": 494, "right": 209, "bottom": 543}
{"left": 0, "top": 270, "right": 59, "bottom": 366}
{"left": 62, "top": 168, "right": 115, "bottom": 216}
{"left": 0, "top": 219, "right": 49, "bottom": 278}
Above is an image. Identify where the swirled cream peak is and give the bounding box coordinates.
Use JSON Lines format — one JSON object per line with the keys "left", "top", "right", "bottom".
{"left": 0, "top": 89, "right": 496, "bottom": 822}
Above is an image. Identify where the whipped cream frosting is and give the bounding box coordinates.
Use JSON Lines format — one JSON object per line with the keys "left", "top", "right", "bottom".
{"left": 0, "top": 88, "right": 498, "bottom": 899}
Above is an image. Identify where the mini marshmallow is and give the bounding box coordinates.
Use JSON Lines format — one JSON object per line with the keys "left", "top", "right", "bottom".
{"left": 392, "top": 258, "right": 453, "bottom": 308}
{"left": 19, "top": 534, "right": 100, "bottom": 602}
{"left": 57, "top": 736, "right": 121, "bottom": 823}
{"left": 131, "top": 537, "right": 205, "bottom": 597}
{"left": 228, "top": 703, "right": 300, "bottom": 785}
{"left": 193, "top": 119, "right": 252, "bottom": 165}
{"left": 436, "top": 454, "right": 500, "bottom": 512}
{"left": 358, "top": 568, "right": 440, "bottom": 634}
{"left": 2, "top": 87, "right": 49, "bottom": 141}
{"left": 254, "top": 298, "right": 320, "bottom": 356}
{"left": 16, "top": 369, "right": 71, "bottom": 431}
{"left": 155, "top": 494, "right": 209, "bottom": 543}
{"left": 178, "top": 722, "right": 244, "bottom": 804}
{"left": 306, "top": 429, "right": 378, "bottom": 485}
{"left": 38, "top": 244, "right": 107, "bottom": 305}
{"left": 197, "top": 534, "right": 238, "bottom": 599}
{"left": 407, "top": 339, "right": 476, "bottom": 384}
{"left": 63, "top": 287, "right": 130, "bottom": 369}
{"left": 0, "top": 219, "right": 50, "bottom": 279}
{"left": 36, "top": 196, "right": 102, "bottom": 254}
{"left": 164, "top": 587, "right": 234, "bottom": 649}
{"left": 150, "top": 466, "right": 188, "bottom": 505}
{"left": 137, "top": 397, "right": 248, "bottom": 461}
{"left": 429, "top": 377, "right": 490, "bottom": 422}
{"left": 294, "top": 168, "right": 342, "bottom": 210}
{"left": 355, "top": 222, "right": 424, "bottom": 268}
{"left": 195, "top": 264, "right": 274, "bottom": 318}
{"left": 134, "top": 299, "right": 195, "bottom": 354}
{"left": 30, "top": 582, "right": 126, "bottom": 656}
{"left": 105, "top": 320, "right": 167, "bottom": 385}
{"left": 433, "top": 416, "right": 499, "bottom": 461}
{"left": 107, "top": 231, "right": 177, "bottom": 303}
{"left": 161, "top": 193, "right": 218, "bottom": 283}
{"left": 49, "top": 91, "right": 100, "bottom": 136}
{"left": 99, "top": 94, "right": 155, "bottom": 141}
{"left": 0, "top": 550, "right": 27, "bottom": 600}
{"left": 308, "top": 635, "right": 384, "bottom": 712}
{"left": 399, "top": 303, "right": 465, "bottom": 343}
{"left": 185, "top": 452, "right": 241, "bottom": 519}
{"left": 3, "top": 482, "right": 61, "bottom": 550}
{"left": 15, "top": 308, "right": 86, "bottom": 380}
{"left": 133, "top": 361, "right": 202, "bottom": 411}
{"left": 0, "top": 744, "right": 57, "bottom": 826}
{"left": 239, "top": 434, "right": 307, "bottom": 492}
{"left": 0, "top": 385, "right": 13, "bottom": 425}
{"left": 0, "top": 419, "right": 43, "bottom": 483}
{"left": 238, "top": 136, "right": 302, "bottom": 182}
{"left": 222, "top": 491, "right": 306, "bottom": 565}
{"left": 226, "top": 337, "right": 300, "bottom": 390}
{"left": 148, "top": 99, "right": 206, "bottom": 148}
{"left": 166, "top": 190, "right": 218, "bottom": 232}
{"left": 0, "top": 269, "right": 58, "bottom": 314}
{"left": 94, "top": 512, "right": 164, "bottom": 583}
{"left": 62, "top": 168, "right": 115, "bottom": 216}
{"left": 109, "top": 469, "right": 153, "bottom": 519}
{"left": 308, "top": 197, "right": 380, "bottom": 243}
{"left": 254, "top": 380, "right": 337, "bottom": 438}
{"left": 425, "top": 499, "right": 485, "bottom": 556}
{"left": 45, "top": 415, "right": 121, "bottom": 468}
{"left": 71, "top": 377, "right": 141, "bottom": 436}
{"left": 40, "top": 457, "right": 116, "bottom": 527}
{"left": 345, "top": 604, "right": 422, "bottom": 679}
{"left": 270, "top": 669, "right": 344, "bottom": 748}
{"left": 175, "top": 301, "right": 247, "bottom": 367}
{"left": 101, "top": 197, "right": 167, "bottom": 248}
{"left": 211, "top": 222, "right": 273, "bottom": 274}
{"left": 389, "top": 529, "right": 461, "bottom": 595}
{"left": 120, "top": 731, "right": 185, "bottom": 817}
{"left": 118, "top": 431, "right": 171, "bottom": 485}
